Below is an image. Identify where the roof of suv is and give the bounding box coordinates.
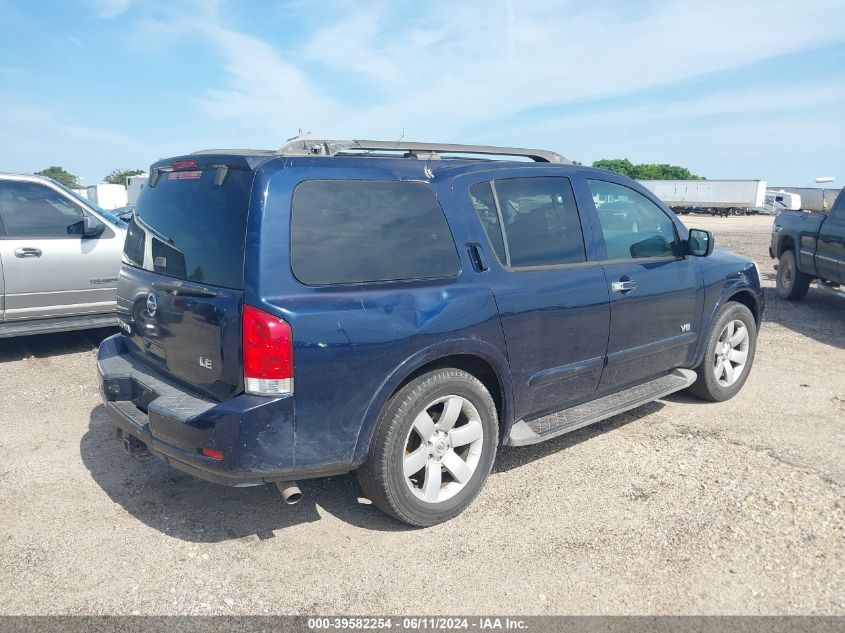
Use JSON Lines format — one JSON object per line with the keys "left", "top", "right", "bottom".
{"left": 189, "top": 139, "right": 568, "bottom": 164}
{"left": 0, "top": 172, "right": 57, "bottom": 182}
{"left": 158, "top": 139, "right": 573, "bottom": 182}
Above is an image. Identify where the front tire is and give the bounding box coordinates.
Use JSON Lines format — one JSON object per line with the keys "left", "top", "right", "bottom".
{"left": 357, "top": 368, "right": 498, "bottom": 527}
{"left": 776, "top": 250, "right": 811, "bottom": 301}
{"left": 687, "top": 302, "right": 757, "bottom": 402}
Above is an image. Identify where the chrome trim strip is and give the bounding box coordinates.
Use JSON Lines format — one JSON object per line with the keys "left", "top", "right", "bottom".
{"left": 606, "top": 332, "right": 697, "bottom": 367}
{"left": 528, "top": 356, "right": 605, "bottom": 388}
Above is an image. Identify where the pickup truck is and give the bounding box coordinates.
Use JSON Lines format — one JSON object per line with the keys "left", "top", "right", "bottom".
{"left": 0, "top": 172, "right": 126, "bottom": 337}
{"left": 770, "top": 187, "right": 845, "bottom": 300}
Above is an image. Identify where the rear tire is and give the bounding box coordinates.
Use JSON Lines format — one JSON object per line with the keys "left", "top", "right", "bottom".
{"left": 687, "top": 302, "right": 757, "bottom": 402}
{"left": 357, "top": 368, "right": 498, "bottom": 527}
{"left": 776, "top": 250, "right": 811, "bottom": 301}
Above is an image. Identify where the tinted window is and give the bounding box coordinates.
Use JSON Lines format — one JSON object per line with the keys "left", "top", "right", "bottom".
{"left": 0, "top": 181, "right": 88, "bottom": 236}
{"left": 587, "top": 180, "right": 679, "bottom": 260}
{"left": 832, "top": 189, "right": 845, "bottom": 220}
{"left": 291, "top": 180, "right": 459, "bottom": 285}
{"left": 469, "top": 182, "right": 506, "bottom": 263}
{"left": 123, "top": 218, "right": 144, "bottom": 267}
{"left": 124, "top": 168, "right": 254, "bottom": 289}
{"left": 493, "top": 177, "right": 585, "bottom": 268}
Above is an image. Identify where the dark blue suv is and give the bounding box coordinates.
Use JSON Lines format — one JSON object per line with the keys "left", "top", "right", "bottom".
{"left": 97, "top": 139, "right": 763, "bottom": 526}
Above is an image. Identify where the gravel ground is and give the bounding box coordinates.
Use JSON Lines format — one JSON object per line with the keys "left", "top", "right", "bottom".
{"left": 1, "top": 215, "right": 843, "bottom": 615}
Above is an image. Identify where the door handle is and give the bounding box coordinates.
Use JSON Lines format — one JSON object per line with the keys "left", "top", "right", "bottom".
{"left": 466, "top": 243, "right": 489, "bottom": 272}
{"left": 14, "top": 247, "right": 42, "bottom": 258}
{"left": 611, "top": 280, "right": 637, "bottom": 293}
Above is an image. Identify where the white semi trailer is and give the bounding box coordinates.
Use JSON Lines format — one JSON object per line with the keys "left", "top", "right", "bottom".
{"left": 638, "top": 180, "right": 767, "bottom": 215}
{"left": 86, "top": 184, "right": 128, "bottom": 210}
{"left": 126, "top": 174, "right": 148, "bottom": 205}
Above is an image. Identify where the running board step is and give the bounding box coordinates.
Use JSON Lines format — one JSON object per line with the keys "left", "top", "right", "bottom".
{"left": 0, "top": 315, "right": 117, "bottom": 338}
{"left": 507, "top": 368, "right": 697, "bottom": 447}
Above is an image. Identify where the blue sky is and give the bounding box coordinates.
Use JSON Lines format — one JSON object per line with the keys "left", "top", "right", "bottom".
{"left": 1, "top": 0, "right": 843, "bottom": 186}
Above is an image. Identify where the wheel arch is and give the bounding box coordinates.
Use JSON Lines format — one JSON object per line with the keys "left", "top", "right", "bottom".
{"left": 724, "top": 288, "right": 761, "bottom": 327}
{"left": 776, "top": 234, "right": 796, "bottom": 258}
{"left": 350, "top": 340, "right": 513, "bottom": 466}
{"left": 691, "top": 286, "right": 762, "bottom": 368}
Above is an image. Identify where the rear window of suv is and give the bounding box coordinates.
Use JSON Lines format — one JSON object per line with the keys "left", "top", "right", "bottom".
{"left": 290, "top": 180, "right": 460, "bottom": 285}
{"left": 123, "top": 167, "right": 254, "bottom": 289}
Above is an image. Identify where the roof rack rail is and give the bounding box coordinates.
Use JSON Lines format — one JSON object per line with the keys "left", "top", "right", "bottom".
{"left": 275, "top": 139, "right": 568, "bottom": 163}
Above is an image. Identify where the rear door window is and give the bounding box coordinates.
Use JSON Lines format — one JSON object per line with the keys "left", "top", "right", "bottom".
{"left": 472, "top": 176, "right": 586, "bottom": 268}
{"left": 123, "top": 167, "right": 254, "bottom": 289}
{"left": 291, "top": 180, "right": 459, "bottom": 285}
{"left": 468, "top": 182, "right": 507, "bottom": 264}
{"left": 832, "top": 189, "right": 845, "bottom": 220}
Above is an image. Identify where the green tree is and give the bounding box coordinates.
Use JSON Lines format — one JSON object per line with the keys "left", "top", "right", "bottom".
{"left": 592, "top": 158, "right": 704, "bottom": 180}
{"left": 104, "top": 168, "right": 146, "bottom": 187}
{"left": 591, "top": 158, "right": 637, "bottom": 178}
{"left": 36, "top": 166, "right": 79, "bottom": 188}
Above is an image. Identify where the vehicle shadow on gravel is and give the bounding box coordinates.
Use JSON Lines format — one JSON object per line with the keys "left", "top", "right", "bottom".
{"left": 81, "top": 405, "right": 410, "bottom": 540}
{"left": 761, "top": 285, "right": 845, "bottom": 350}
{"left": 495, "top": 400, "right": 666, "bottom": 473}
{"left": 0, "top": 327, "right": 117, "bottom": 364}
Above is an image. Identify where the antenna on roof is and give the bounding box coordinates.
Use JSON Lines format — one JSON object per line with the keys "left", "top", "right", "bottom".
{"left": 285, "top": 129, "right": 312, "bottom": 144}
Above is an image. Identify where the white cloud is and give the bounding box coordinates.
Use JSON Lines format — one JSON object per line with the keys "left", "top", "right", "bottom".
{"left": 499, "top": 78, "right": 845, "bottom": 181}
{"left": 88, "top": 0, "right": 133, "bottom": 19}
{"left": 0, "top": 97, "right": 130, "bottom": 152}
{"left": 7, "top": 0, "right": 844, "bottom": 183}
{"left": 65, "top": 34, "right": 89, "bottom": 51}
{"left": 0, "top": 96, "right": 165, "bottom": 182}
{"left": 301, "top": 12, "right": 404, "bottom": 83}
{"left": 172, "top": 0, "right": 845, "bottom": 145}
{"left": 517, "top": 80, "right": 845, "bottom": 135}
{"left": 197, "top": 22, "right": 354, "bottom": 140}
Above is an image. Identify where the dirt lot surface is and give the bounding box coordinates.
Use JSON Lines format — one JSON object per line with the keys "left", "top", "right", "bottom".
{"left": 1, "top": 215, "right": 843, "bottom": 615}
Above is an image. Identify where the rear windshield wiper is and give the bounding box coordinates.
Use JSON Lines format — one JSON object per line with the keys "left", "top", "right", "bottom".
{"left": 151, "top": 281, "right": 218, "bottom": 298}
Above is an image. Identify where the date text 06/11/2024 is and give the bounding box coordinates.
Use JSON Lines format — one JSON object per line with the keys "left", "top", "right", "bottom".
{"left": 307, "top": 617, "right": 529, "bottom": 630}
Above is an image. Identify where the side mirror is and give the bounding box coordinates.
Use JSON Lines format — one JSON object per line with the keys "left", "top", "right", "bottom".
{"left": 83, "top": 215, "right": 105, "bottom": 237}
{"left": 687, "top": 228, "right": 714, "bottom": 257}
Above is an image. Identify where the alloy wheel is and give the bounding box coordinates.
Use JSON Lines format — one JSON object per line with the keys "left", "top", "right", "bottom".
{"left": 402, "top": 395, "right": 484, "bottom": 503}
{"left": 713, "top": 319, "right": 750, "bottom": 387}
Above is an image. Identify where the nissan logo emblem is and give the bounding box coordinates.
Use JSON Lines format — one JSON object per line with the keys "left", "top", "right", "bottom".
{"left": 146, "top": 292, "right": 158, "bottom": 318}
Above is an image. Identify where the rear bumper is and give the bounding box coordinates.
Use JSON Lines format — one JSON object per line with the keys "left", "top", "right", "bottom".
{"left": 97, "top": 334, "right": 348, "bottom": 486}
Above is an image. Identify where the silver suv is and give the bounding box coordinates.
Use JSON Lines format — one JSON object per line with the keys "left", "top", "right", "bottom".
{"left": 0, "top": 173, "right": 125, "bottom": 338}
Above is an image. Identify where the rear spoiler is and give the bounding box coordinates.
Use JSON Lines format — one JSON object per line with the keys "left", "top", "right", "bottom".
{"left": 149, "top": 160, "right": 234, "bottom": 188}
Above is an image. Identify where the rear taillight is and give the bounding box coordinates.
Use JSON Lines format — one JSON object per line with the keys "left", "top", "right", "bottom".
{"left": 243, "top": 305, "right": 293, "bottom": 396}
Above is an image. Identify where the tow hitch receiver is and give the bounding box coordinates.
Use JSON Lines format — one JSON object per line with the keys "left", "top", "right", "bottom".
{"left": 120, "top": 431, "right": 147, "bottom": 456}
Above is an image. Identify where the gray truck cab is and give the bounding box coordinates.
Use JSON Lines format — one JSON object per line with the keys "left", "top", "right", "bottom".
{"left": 0, "top": 173, "right": 126, "bottom": 337}
{"left": 771, "top": 187, "right": 845, "bottom": 300}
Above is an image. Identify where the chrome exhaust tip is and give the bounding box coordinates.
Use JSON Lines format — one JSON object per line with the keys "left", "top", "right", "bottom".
{"left": 276, "top": 481, "right": 303, "bottom": 505}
